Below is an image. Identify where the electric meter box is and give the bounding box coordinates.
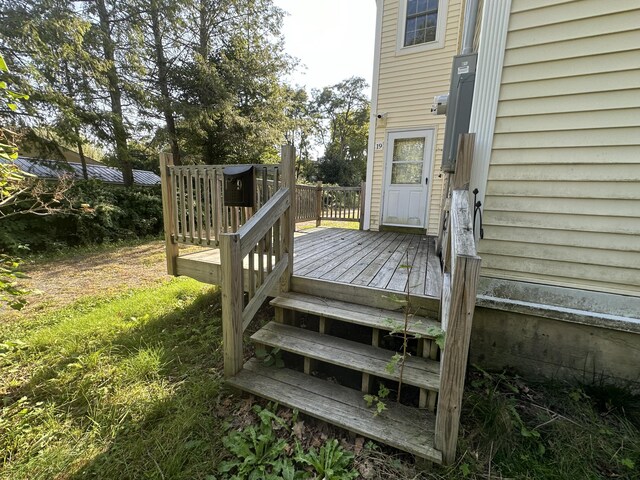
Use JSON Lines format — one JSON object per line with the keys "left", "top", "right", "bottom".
{"left": 223, "top": 165, "right": 255, "bottom": 207}
{"left": 441, "top": 53, "right": 477, "bottom": 173}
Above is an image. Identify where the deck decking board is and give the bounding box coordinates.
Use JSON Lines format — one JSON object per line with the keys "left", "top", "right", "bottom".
{"left": 295, "top": 229, "right": 372, "bottom": 276}
{"left": 387, "top": 234, "right": 423, "bottom": 292}
{"left": 369, "top": 234, "right": 418, "bottom": 290}
{"left": 293, "top": 229, "right": 363, "bottom": 270}
{"left": 335, "top": 232, "right": 401, "bottom": 284}
{"left": 228, "top": 359, "right": 442, "bottom": 462}
{"left": 176, "top": 228, "right": 442, "bottom": 300}
{"left": 425, "top": 238, "right": 442, "bottom": 298}
{"left": 292, "top": 228, "right": 344, "bottom": 254}
{"left": 350, "top": 233, "right": 409, "bottom": 288}
{"left": 306, "top": 231, "right": 393, "bottom": 280}
{"left": 252, "top": 321, "right": 441, "bottom": 391}
{"left": 319, "top": 231, "right": 395, "bottom": 282}
{"left": 408, "top": 235, "right": 429, "bottom": 296}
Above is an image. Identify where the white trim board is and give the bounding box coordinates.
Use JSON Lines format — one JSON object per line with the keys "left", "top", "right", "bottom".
{"left": 468, "top": 0, "right": 511, "bottom": 240}
{"left": 364, "top": 0, "right": 385, "bottom": 231}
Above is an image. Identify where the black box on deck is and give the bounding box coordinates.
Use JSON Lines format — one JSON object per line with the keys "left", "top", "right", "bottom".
{"left": 223, "top": 165, "right": 255, "bottom": 207}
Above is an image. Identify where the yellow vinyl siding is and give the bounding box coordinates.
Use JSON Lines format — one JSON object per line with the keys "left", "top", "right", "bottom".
{"left": 506, "top": 9, "right": 639, "bottom": 48}
{"left": 497, "top": 89, "right": 640, "bottom": 117}
{"left": 369, "top": 0, "right": 462, "bottom": 232}
{"left": 479, "top": 0, "right": 640, "bottom": 296}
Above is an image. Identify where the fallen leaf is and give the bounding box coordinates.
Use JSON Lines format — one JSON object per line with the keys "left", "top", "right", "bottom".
{"left": 354, "top": 437, "right": 365, "bottom": 454}
{"left": 293, "top": 421, "right": 305, "bottom": 439}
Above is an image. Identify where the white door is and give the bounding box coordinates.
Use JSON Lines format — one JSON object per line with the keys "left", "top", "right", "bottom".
{"left": 382, "top": 130, "right": 434, "bottom": 228}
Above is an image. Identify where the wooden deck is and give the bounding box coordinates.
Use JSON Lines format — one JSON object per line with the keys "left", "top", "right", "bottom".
{"left": 176, "top": 227, "right": 442, "bottom": 299}
{"left": 294, "top": 228, "right": 441, "bottom": 298}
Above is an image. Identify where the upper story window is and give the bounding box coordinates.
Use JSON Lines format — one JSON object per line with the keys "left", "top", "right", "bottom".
{"left": 396, "top": 0, "right": 447, "bottom": 55}
{"left": 404, "top": 0, "right": 439, "bottom": 47}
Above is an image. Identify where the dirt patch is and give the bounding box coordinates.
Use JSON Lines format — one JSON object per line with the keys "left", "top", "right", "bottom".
{"left": 3, "top": 241, "right": 176, "bottom": 321}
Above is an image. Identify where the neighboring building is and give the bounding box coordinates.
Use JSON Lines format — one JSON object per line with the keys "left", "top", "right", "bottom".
{"left": 365, "top": 0, "right": 639, "bottom": 387}
{"left": 13, "top": 157, "right": 160, "bottom": 186}
{"left": 20, "top": 141, "right": 105, "bottom": 166}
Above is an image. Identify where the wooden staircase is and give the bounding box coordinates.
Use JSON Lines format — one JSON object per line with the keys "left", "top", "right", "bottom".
{"left": 228, "top": 292, "right": 444, "bottom": 463}
{"left": 225, "top": 187, "right": 480, "bottom": 465}
{"left": 159, "top": 141, "right": 481, "bottom": 465}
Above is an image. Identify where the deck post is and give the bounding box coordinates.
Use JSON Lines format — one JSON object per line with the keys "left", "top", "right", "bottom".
{"left": 280, "top": 144, "right": 296, "bottom": 293}
{"left": 315, "top": 181, "right": 322, "bottom": 227}
{"left": 160, "top": 152, "right": 179, "bottom": 275}
{"left": 220, "top": 232, "right": 244, "bottom": 377}
{"left": 359, "top": 181, "right": 366, "bottom": 230}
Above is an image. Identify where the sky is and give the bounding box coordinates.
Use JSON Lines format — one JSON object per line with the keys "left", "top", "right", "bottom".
{"left": 273, "top": 0, "right": 377, "bottom": 95}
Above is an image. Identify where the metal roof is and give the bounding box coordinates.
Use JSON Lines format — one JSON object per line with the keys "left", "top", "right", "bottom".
{"left": 12, "top": 157, "right": 161, "bottom": 186}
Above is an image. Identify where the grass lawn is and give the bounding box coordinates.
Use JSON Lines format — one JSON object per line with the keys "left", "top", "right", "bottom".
{"left": 1, "top": 278, "right": 227, "bottom": 479}
{"left": 1, "top": 242, "right": 639, "bottom": 479}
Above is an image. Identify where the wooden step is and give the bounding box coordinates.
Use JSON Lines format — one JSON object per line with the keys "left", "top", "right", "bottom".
{"left": 228, "top": 358, "right": 442, "bottom": 463}
{"left": 270, "top": 292, "right": 442, "bottom": 339}
{"left": 251, "top": 322, "right": 440, "bottom": 392}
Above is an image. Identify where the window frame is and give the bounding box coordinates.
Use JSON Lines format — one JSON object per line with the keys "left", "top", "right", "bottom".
{"left": 396, "top": 0, "right": 448, "bottom": 56}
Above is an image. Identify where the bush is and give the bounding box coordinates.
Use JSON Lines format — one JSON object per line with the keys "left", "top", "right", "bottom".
{"left": 0, "top": 180, "right": 163, "bottom": 253}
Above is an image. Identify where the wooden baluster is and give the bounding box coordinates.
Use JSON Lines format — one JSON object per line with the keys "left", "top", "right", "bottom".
{"left": 274, "top": 217, "right": 281, "bottom": 263}
{"left": 359, "top": 181, "right": 366, "bottom": 230}
{"left": 248, "top": 242, "right": 256, "bottom": 300}
{"left": 204, "top": 168, "right": 211, "bottom": 245}
{"left": 187, "top": 169, "right": 196, "bottom": 243}
{"left": 263, "top": 167, "right": 268, "bottom": 204}
{"left": 179, "top": 170, "right": 187, "bottom": 242}
{"left": 257, "top": 237, "right": 265, "bottom": 288}
{"left": 315, "top": 181, "right": 322, "bottom": 227}
{"left": 195, "top": 167, "right": 203, "bottom": 243}
{"left": 175, "top": 168, "right": 182, "bottom": 242}
{"left": 266, "top": 227, "right": 273, "bottom": 273}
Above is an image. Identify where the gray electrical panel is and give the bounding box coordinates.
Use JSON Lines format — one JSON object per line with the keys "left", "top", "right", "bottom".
{"left": 441, "top": 53, "right": 477, "bottom": 173}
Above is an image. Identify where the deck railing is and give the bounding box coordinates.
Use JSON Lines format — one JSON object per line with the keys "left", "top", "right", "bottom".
{"left": 295, "top": 181, "right": 366, "bottom": 229}
{"left": 220, "top": 145, "right": 296, "bottom": 377}
{"left": 434, "top": 142, "right": 481, "bottom": 464}
{"left": 160, "top": 148, "right": 296, "bottom": 377}
{"left": 162, "top": 162, "right": 280, "bottom": 247}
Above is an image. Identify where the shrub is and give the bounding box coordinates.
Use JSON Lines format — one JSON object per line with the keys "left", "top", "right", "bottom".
{"left": 0, "top": 180, "right": 163, "bottom": 253}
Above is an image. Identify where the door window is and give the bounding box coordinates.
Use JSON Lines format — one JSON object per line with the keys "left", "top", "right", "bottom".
{"left": 391, "top": 137, "right": 425, "bottom": 184}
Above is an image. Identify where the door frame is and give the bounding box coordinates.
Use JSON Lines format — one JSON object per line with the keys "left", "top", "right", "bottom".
{"left": 380, "top": 127, "right": 436, "bottom": 230}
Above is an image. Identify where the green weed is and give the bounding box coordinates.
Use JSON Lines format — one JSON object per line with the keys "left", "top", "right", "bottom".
{"left": 218, "top": 404, "right": 358, "bottom": 480}
{"left": 296, "top": 439, "right": 358, "bottom": 480}
{"left": 364, "top": 384, "right": 390, "bottom": 416}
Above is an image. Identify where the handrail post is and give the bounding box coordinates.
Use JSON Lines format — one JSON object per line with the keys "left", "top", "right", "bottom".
{"left": 435, "top": 190, "right": 481, "bottom": 465}
{"left": 160, "top": 152, "right": 179, "bottom": 275}
{"left": 315, "top": 181, "right": 322, "bottom": 227}
{"left": 280, "top": 144, "right": 296, "bottom": 292}
{"left": 220, "top": 232, "right": 243, "bottom": 377}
